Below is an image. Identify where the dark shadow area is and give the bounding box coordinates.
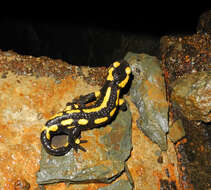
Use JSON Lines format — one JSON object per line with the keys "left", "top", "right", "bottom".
{"left": 0, "top": 7, "right": 208, "bottom": 67}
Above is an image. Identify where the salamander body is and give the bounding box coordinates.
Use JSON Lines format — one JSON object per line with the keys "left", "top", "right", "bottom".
{"left": 41, "top": 60, "right": 131, "bottom": 156}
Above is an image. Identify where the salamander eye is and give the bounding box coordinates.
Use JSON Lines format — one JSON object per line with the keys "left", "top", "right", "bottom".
{"left": 125, "top": 67, "right": 131, "bottom": 74}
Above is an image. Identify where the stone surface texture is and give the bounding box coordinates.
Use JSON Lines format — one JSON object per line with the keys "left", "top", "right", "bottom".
{"left": 160, "top": 33, "right": 211, "bottom": 84}
{"left": 37, "top": 106, "right": 132, "bottom": 185}
{"left": 197, "top": 9, "right": 211, "bottom": 35}
{"left": 171, "top": 71, "right": 211, "bottom": 122}
{"left": 0, "top": 50, "right": 182, "bottom": 190}
{"left": 125, "top": 52, "right": 169, "bottom": 151}
{"left": 160, "top": 14, "right": 211, "bottom": 189}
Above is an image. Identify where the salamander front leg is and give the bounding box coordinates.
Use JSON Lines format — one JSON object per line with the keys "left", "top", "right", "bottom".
{"left": 67, "top": 90, "right": 101, "bottom": 107}
{"left": 119, "top": 98, "right": 127, "bottom": 111}
{"left": 72, "top": 138, "right": 88, "bottom": 152}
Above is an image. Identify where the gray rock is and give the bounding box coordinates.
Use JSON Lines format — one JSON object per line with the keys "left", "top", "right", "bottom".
{"left": 98, "top": 179, "right": 133, "bottom": 190}
{"left": 168, "top": 119, "right": 185, "bottom": 143}
{"left": 124, "top": 52, "right": 169, "bottom": 151}
{"left": 171, "top": 71, "right": 211, "bottom": 122}
{"left": 37, "top": 106, "right": 132, "bottom": 185}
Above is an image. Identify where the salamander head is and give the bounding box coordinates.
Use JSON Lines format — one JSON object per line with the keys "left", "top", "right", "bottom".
{"left": 107, "top": 60, "right": 131, "bottom": 88}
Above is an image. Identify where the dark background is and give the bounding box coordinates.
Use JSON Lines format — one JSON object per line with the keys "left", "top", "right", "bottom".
{"left": 0, "top": 6, "right": 209, "bottom": 67}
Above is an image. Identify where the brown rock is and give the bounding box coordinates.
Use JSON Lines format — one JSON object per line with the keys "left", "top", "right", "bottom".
{"left": 171, "top": 71, "right": 211, "bottom": 122}
{"left": 0, "top": 51, "right": 98, "bottom": 189}
{"left": 197, "top": 10, "right": 211, "bottom": 35}
{"left": 126, "top": 101, "right": 181, "bottom": 190}
{"left": 14, "top": 178, "right": 30, "bottom": 190}
{"left": 168, "top": 119, "right": 185, "bottom": 143}
{"left": 0, "top": 50, "right": 184, "bottom": 189}
{"left": 160, "top": 33, "right": 211, "bottom": 85}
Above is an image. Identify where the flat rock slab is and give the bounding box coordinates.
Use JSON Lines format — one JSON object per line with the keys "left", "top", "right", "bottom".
{"left": 37, "top": 107, "right": 132, "bottom": 185}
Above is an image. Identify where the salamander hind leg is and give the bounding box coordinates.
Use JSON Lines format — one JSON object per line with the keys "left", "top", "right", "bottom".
{"left": 68, "top": 127, "right": 88, "bottom": 152}
{"left": 71, "top": 92, "right": 98, "bottom": 105}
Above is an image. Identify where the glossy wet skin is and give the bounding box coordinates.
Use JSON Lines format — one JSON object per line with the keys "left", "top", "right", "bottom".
{"left": 41, "top": 60, "right": 131, "bottom": 156}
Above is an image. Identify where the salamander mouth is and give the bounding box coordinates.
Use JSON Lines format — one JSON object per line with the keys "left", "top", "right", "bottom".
{"left": 51, "top": 134, "right": 69, "bottom": 148}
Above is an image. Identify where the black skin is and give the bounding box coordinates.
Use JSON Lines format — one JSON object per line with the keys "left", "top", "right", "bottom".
{"left": 40, "top": 60, "right": 130, "bottom": 156}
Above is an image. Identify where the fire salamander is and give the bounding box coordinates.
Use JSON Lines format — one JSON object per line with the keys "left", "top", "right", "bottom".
{"left": 41, "top": 60, "right": 131, "bottom": 156}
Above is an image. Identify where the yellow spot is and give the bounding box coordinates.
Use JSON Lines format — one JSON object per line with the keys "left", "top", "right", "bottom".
{"left": 107, "top": 67, "right": 114, "bottom": 81}
{"left": 110, "top": 107, "right": 116, "bottom": 117}
{"left": 42, "top": 125, "right": 48, "bottom": 132}
{"left": 51, "top": 145, "right": 57, "bottom": 149}
{"left": 78, "top": 119, "right": 89, "bottom": 125}
{"left": 64, "top": 142, "right": 69, "bottom": 147}
{"left": 49, "top": 125, "right": 59, "bottom": 132}
{"left": 66, "top": 109, "right": 80, "bottom": 114}
{"left": 64, "top": 105, "right": 72, "bottom": 111}
{"left": 125, "top": 67, "right": 131, "bottom": 74}
{"left": 113, "top": 61, "right": 120, "bottom": 68}
{"left": 74, "top": 104, "right": 79, "bottom": 109}
{"left": 119, "top": 98, "right": 125, "bottom": 106}
{"left": 116, "top": 90, "right": 120, "bottom": 106}
{"left": 67, "top": 126, "right": 74, "bottom": 129}
{"left": 95, "top": 91, "right": 101, "bottom": 98}
{"left": 94, "top": 117, "right": 108, "bottom": 124}
{"left": 46, "top": 132, "right": 50, "bottom": 140}
{"left": 61, "top": 119, "right": 74, "bottom": 126}
{"left": 49, "top": 112, "right": 63, "bottom": 120}
{"left": 42, "top": 125, "right": 58, "bottom": 140}
{"left": 83, "top": 87, "right": 111, "bottom": 113}
{"left": 75, "top": 138, "right": 80, "bottom": 144}
{"left": 118, "top": 75, "right": 129, "bottom": 88}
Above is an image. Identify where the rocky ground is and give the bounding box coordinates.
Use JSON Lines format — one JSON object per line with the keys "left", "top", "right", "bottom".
{"left": 160, "top": 11, "right": 211, "bottom": 190}
{"left": 0, "top": 10, "right": 210, "bottom": 190}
